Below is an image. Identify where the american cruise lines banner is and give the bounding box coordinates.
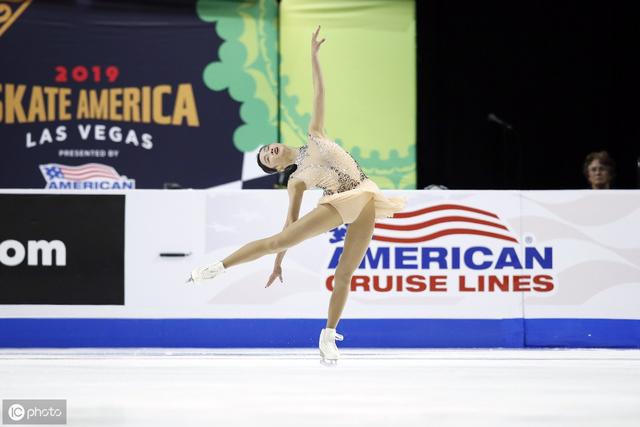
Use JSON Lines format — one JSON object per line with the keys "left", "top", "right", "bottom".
{"left": 1, "top": 189, "right": 639, "bottom": 347}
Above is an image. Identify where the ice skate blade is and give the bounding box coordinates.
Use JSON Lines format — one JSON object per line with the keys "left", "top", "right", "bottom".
{"left": 320, "top": 358, "right": 338, "bottom": 367}
{"left": 319, "top": 349, "right": 339, "bottom": 366}
{"left": 185, "top": 275, "right": 197, "bottom": 285}
{"left": 185, "top": 275, "right": 207, "bottom": 285}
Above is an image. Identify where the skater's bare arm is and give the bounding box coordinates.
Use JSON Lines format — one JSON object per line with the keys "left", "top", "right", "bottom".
{"left": 275, "top": 178, "right": 305, "bottom": 262}
{"left": 309, "top": 25, "right": 327, "bottom": 138}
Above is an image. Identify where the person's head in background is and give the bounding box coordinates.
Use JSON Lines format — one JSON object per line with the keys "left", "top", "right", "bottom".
{"left": 583, "top": 151, "right": 615, "bottom": 189}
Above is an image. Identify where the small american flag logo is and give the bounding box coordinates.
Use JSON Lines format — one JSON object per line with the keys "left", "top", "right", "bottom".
{"left": 39, "top": 163, "right": 135, "bottom": 189}
{"left": 331, "top": 204, "right": 518, "bottom": 244}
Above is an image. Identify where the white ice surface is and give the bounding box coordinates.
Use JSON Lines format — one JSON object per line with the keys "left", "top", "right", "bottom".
{"left": 1, "top": 349, "right": 639, "bottom": 427}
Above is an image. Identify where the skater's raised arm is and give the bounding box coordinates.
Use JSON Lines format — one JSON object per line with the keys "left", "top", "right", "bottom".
{"left": 308, "top": 25, "right": 327, "bottom": 138}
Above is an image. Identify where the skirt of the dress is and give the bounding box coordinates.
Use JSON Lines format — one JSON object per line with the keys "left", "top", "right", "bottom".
{"left": 318, "top": 178, "right": 408, "bottom": 224}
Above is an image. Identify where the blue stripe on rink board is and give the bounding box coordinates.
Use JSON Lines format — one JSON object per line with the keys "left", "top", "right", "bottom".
{"left": 524, "top": 318, "right": 640, "bottom": 348}
{"left": 0, "top": 318, "right": 522, "bottom": 348}
{"left": 0, "top": 318, "right": 637, "bottom": 348}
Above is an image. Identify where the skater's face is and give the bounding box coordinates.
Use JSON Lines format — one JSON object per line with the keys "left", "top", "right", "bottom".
{"left": 259, "top": 144, "right": 284, "bottom": 172}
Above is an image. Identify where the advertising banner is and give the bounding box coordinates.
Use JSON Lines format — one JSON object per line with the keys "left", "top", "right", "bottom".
{"left": 0, "top": 0, "right": 279, "bottom": 189}
{"left": 0, "top": 194, "right": 125, "bottom": 305}
{"left": 0, "top": 0, "right": 416, "bottom": 190}
{"left": 1, "top": 189, "right": 638, "bottom": 347}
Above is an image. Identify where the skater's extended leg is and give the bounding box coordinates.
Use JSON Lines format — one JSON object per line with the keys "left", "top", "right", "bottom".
{"left": 222, "top": 203, "right": 342, "bottom": 269}
{"left": 326, "top": 197, "right": 375, "bottom": 329}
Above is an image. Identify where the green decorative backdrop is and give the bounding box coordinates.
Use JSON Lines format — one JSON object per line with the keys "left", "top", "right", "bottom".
{"left": 198, "top": 0, "right": 415, "bottom": 189}
{"left": 198, "top": 0, "right": 279, "bottom": 152}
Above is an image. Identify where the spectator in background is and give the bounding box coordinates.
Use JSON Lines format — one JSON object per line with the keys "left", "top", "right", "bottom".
{"left": 583, "top": 151, "right": 615, "bottom": 189}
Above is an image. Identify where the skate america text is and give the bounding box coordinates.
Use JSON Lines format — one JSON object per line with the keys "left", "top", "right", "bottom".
{"left": 325, "top": 246, "right": 555, "bottom": 293}
{"left": 0, "top": 83, "right": 199, "bottom": 126}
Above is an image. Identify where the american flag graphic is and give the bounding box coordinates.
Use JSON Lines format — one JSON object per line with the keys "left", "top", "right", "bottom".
{"left": 372, "top": 204, "right": 519, "bottom": 244}
{"left": 40, "top": 163, "right": 123, "bottom": 182}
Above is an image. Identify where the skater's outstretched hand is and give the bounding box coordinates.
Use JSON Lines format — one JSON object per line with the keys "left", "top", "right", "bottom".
{"left": 311, "top": 25, "right": 325, "bottom": 56}
{"left": 265, "top": 264, "right": 283, "bottom": 288}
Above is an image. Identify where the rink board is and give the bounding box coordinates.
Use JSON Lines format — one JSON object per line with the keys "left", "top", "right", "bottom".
{"left": 0, "top": 318, "right": 638, "bottom": 348}
{"left": 1, "top": 189, "right": 639, "bottom": 348}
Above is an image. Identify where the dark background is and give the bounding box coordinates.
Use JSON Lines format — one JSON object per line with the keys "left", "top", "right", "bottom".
{"left": 416, "top": 1, "right": 639, "bottom": 190}
{"left": 0, "top": 195, "right": 125, "bottom": 304}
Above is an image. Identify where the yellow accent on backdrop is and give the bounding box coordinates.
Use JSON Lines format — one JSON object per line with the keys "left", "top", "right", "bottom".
{"left": 280, "top": 0, "right": 416, "bottom": 189}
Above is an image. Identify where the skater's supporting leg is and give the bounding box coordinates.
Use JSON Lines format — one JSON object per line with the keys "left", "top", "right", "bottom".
{"left": 326, "top": 197, "right": 375, "bottom": 329}
{"left": 222, "top": 204, "right": 342, "bottom": 269}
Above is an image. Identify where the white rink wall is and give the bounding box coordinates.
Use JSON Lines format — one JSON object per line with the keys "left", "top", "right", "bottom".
{"left": 1, "top": 189, "right": 639, "bottom": 348}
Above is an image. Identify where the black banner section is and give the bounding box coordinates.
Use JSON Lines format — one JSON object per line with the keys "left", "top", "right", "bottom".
{"left": 0, "top": 194, "right": 125, "bottom": 305}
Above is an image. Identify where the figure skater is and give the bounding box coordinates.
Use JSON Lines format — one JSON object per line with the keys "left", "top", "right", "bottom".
{"left": 186, "top": 26, "right": 407, "bottom": 362}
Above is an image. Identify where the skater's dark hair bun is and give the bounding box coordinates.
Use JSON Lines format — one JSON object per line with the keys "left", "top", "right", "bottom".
{"left": 282, "top": 163, "right": 298, "bottom": 178}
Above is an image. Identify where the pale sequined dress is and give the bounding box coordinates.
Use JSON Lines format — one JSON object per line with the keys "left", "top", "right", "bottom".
{"left": 289, "top": 133, "right": 407, "bottom": 224}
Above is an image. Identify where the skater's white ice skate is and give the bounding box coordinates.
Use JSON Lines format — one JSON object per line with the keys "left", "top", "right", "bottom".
{"left": 319, "top": 328, "right": 343, "bottom": 365}
{"left": 185, "top": 260, "right": 226, "bottom": 284}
